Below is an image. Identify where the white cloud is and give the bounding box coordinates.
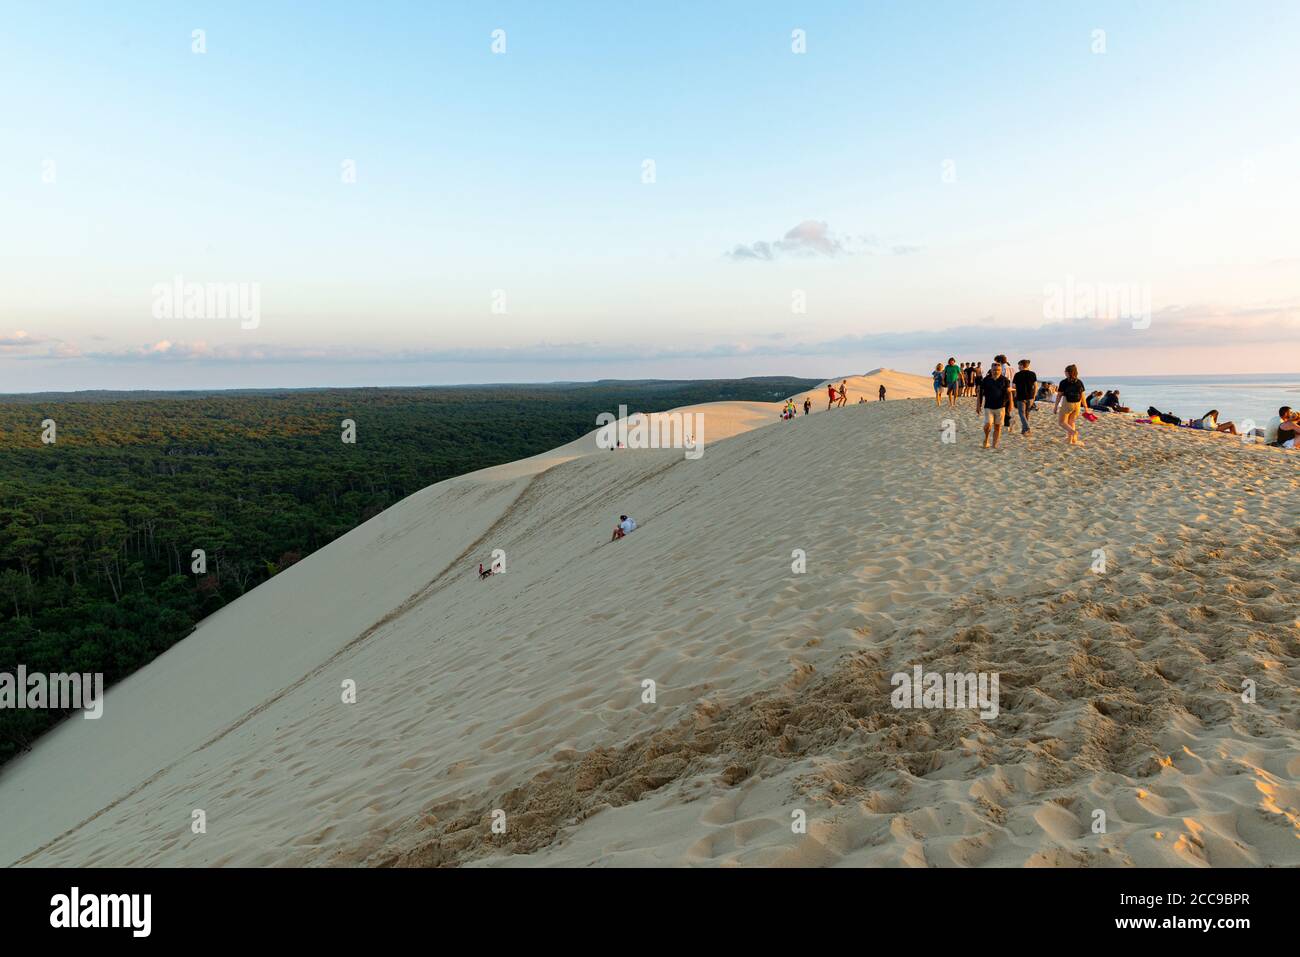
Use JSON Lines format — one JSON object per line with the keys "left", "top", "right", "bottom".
{"left": 727, "top": 220, "right": 922, "bottom": 261}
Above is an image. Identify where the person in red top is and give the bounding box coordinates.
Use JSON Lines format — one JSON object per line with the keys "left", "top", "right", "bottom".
{"left": 827, "top": 383, "right": 837, "bottom": 410}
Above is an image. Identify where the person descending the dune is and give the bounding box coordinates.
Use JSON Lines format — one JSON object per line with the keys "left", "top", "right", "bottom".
{"left": 943, "top": 358, "right": 961, "bottom": 408}
{"left": 1054, "top": 364, "right": 1086, "bottom": 446}
{"left": 1012, "top": 359, "right": 1037, "bottom": 435}
{"left": 611, "top": 514, "right": 637, "bottom": 541}
{"left": 827, "top": 382, "right": 838, "bottom": 410}
{"left": 980, "top": 362, "right": 1010, "bottom": 449}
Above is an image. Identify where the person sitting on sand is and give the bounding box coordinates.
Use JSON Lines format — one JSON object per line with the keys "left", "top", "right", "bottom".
{"left": 1272, "top": 408, "right": 1299, "bottom": 448}
{"left": 980, "top": 362, "right": 1011, "bottom": 450}
{"left": 611, "top": 514, "right": 637, "bottom": 541}
{"left": 1054, "top": 364, "right": 1086, "bottom": 446}
{"left": 1194, "top": 409, "right": 1238, "bottom": 435}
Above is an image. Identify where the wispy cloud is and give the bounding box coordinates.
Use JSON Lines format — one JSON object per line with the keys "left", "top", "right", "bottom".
{"left": 16, "top": 301, "right": 1291, "bottom": 369}
{"left": 0, "top": 330, "right": 80, "bottom": 358}
{"left": 727, "top": 220, "right": 922, "bottom": 261}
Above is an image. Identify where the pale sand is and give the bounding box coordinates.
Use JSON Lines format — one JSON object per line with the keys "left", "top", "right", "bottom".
{"left": 2, "top": 369, "right": 1297, "bottom": 868}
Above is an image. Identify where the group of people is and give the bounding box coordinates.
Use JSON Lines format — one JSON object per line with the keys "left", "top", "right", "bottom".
{"left": 934, "top": 356, "right": 1088, "bottom": 449}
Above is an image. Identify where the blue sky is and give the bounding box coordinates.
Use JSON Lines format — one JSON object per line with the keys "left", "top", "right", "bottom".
{"left": 2, "top": 0, "right": 1299, "bottom": 390}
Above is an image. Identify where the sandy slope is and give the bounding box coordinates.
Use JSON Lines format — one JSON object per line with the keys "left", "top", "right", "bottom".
{"left": 2, "top": 372, "right": 1297, "bottom": 868}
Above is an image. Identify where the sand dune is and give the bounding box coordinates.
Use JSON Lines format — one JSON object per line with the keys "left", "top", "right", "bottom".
{"left": 2, "top": 374, "right": 1298, "bottom": 868}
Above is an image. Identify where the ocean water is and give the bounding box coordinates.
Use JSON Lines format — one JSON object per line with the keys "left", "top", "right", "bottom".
{"left": 1038, "top": 374, "right": 1300, "bottom": 430}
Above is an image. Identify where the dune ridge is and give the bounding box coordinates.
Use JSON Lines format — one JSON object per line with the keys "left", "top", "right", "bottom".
{"left": 2, "top": 369, "right": 1297, "bottom": 868}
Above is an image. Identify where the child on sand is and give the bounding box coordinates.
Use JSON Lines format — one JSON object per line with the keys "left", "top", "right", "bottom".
{"left": 932, "top": 364, "right": 945, "bottom": 406}
{"left": 1054, "top": 365, "right": 1086, "bottom": 446}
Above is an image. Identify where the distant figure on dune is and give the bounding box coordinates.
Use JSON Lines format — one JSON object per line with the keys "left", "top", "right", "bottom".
{"left": 611, "top": 514, "right": 637, "bottom": 541}
{"left": 980, "top": 362, "right": 1010, "bottom": 449}
{"left": 803, "top": 397, "right": 811, "bottom": 415}
{"left": 878, "top": 384, "right": 886, "bottom": 401}
{"left": 1054, "top": 364, "right": 1086, "bottom": 446}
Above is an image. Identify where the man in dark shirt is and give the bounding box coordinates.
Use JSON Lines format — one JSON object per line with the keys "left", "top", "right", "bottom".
{"left": 980, "top": 362, "right": 1011, "bottom": 449}
{"left": 1012, "top": 359, "right": 1038, "bottom": 435}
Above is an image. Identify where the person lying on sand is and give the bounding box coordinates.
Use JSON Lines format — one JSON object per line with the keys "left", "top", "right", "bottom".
{"left": 611, "top": 514, "right": 637, "bottom": 541}
{"left": 1194, "top": 409, "right": 1238, "bottom": 435}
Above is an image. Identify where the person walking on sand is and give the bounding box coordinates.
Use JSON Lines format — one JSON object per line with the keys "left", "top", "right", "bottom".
{"left": 1012, "top": 359, "right": 1037, "bottom": 435}
{"left": 1054, "top": 364, "right": 1086, "bottom": 446}
{"left": 932, "top": 363, "right": 945, "bottom": 406}
{"left": 980, "top": 362, "right": 1011, "bottom": 449}
{"left": 803, "top": 397, "right": 811, "bottom": 415}
{"left": 826, "top": 382, "right": 838, "bottom": 410}
{"left": 837, "top": 381, "right": 849, "bottom": 407}
{"left": 943, "top": 358, "right": 961, "bottom": 408}
{"left": 993, "top": 355, "right": 1014, "bottom": 429}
